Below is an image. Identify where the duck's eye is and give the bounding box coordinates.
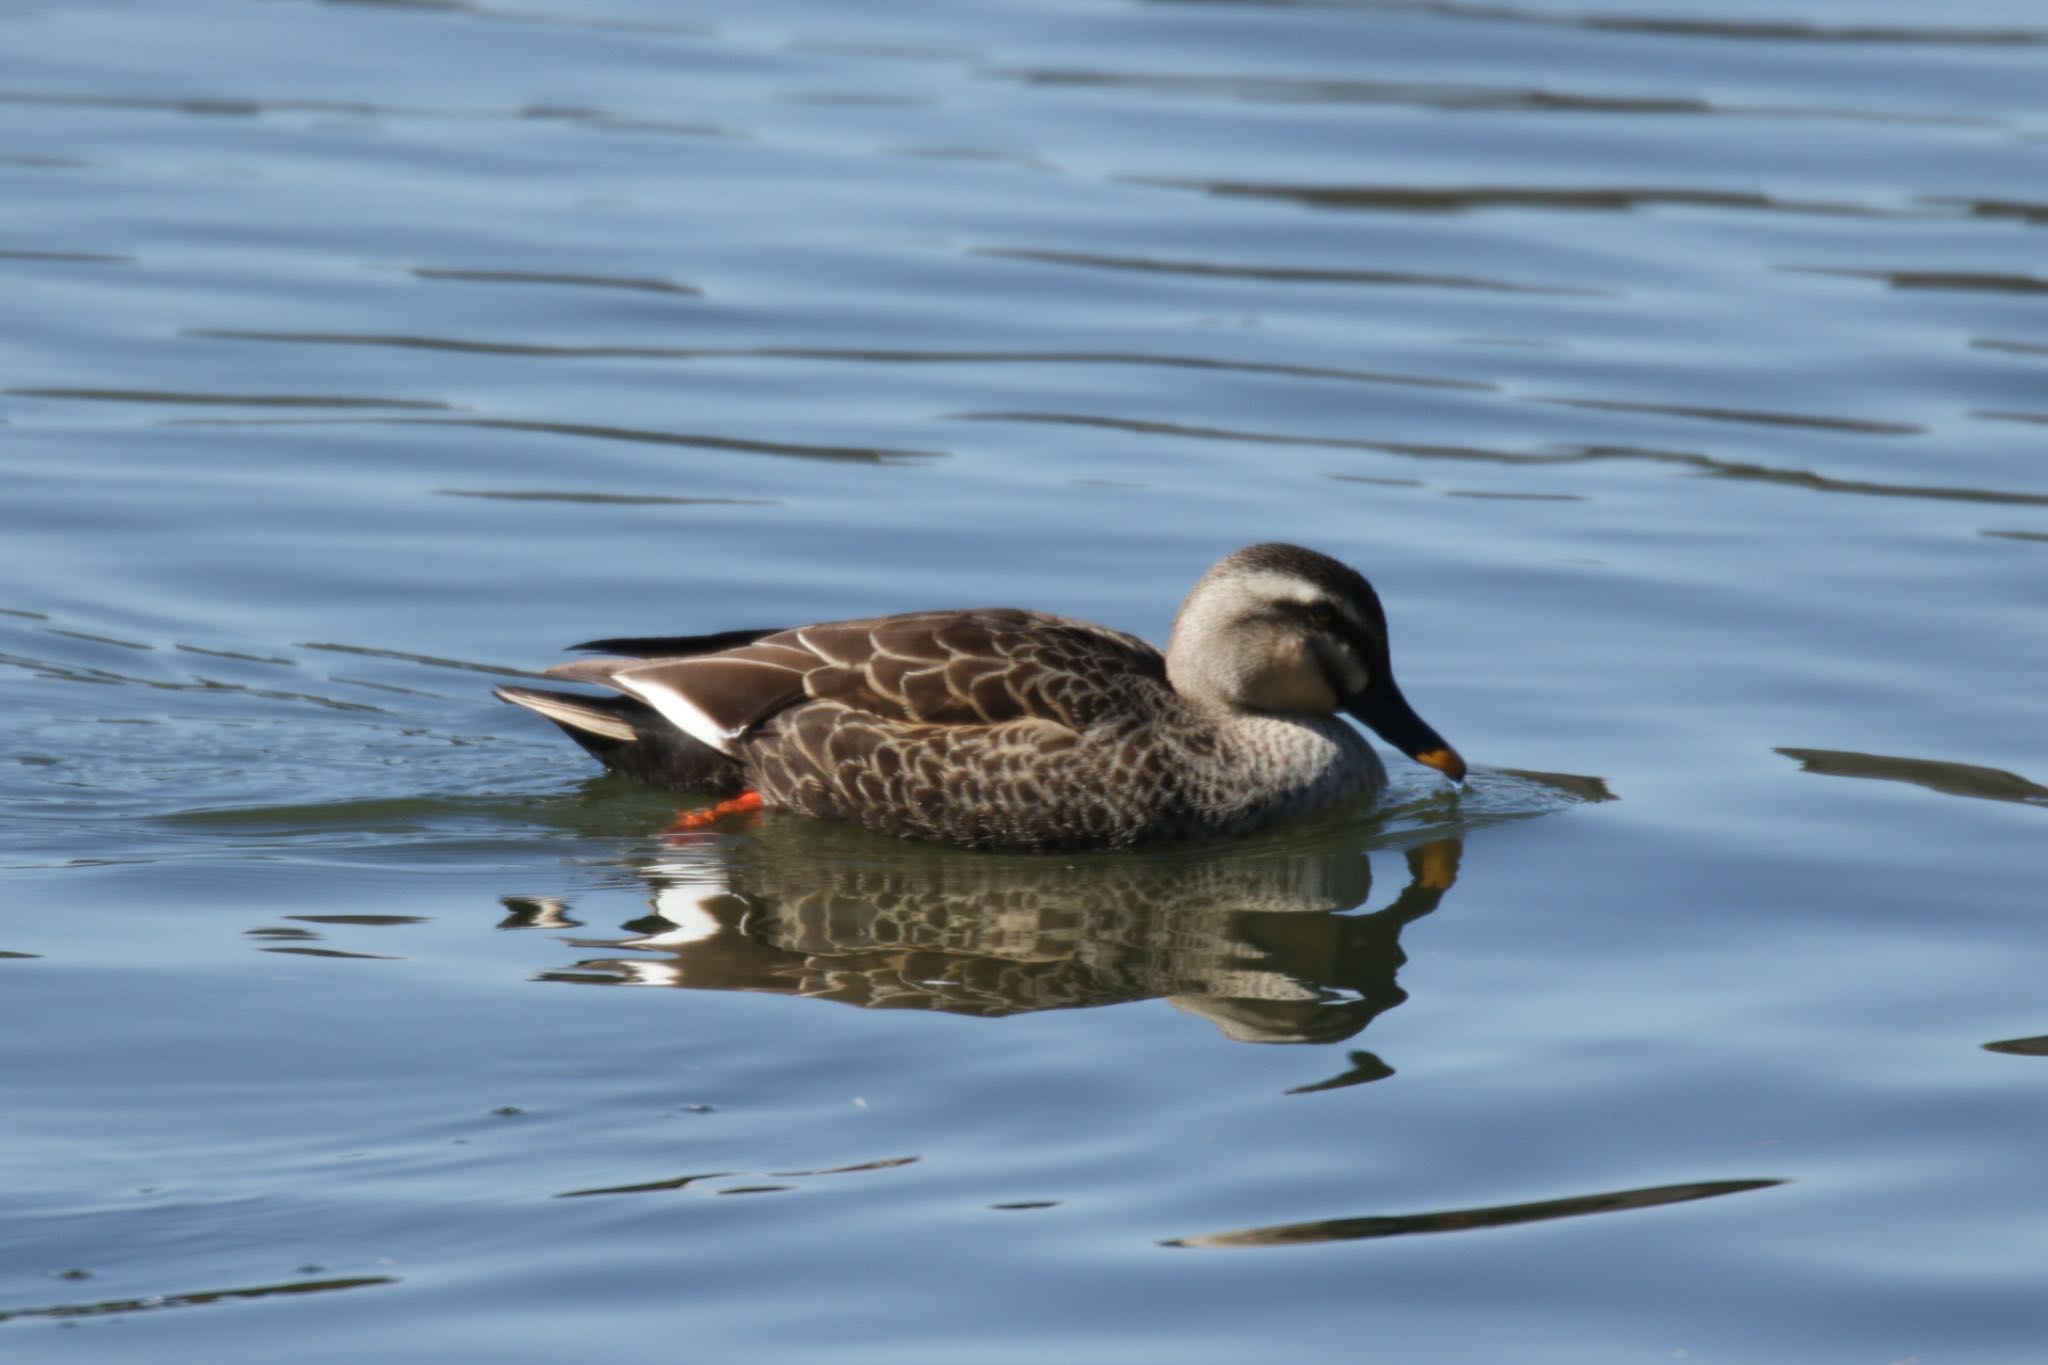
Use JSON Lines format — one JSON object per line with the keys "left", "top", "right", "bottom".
{"left": 1306, "top": 602, "right": 1337, "bottom": 629}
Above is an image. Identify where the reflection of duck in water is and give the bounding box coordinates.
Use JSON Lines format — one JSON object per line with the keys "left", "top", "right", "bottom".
{"left": 496, "top": 544, "right": 1463, "bottom": 851}
{"left": 514, "top": 828, "right": 1462, "bottom": 1046}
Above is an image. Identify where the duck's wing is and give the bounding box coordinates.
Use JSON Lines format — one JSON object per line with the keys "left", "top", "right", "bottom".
{"left": 544, "top": 608, "right": 1166, "bottom": 757}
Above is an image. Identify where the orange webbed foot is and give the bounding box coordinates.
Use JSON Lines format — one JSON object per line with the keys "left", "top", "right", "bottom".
{"left": 665, "top": 789, "right": 765, "bottom": 833}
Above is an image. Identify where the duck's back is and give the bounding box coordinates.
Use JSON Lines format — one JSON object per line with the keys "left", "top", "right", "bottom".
{"left": 765, "top": 608, "right": 1168, "bottom": 732}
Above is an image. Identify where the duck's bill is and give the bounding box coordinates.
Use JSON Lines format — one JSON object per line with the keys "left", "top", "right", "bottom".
{"left": 1347, "top": 684, "right": 1467, "bottom": 784}
{"left": 1409, "top": 745, "right": 1468, "bottom": 783}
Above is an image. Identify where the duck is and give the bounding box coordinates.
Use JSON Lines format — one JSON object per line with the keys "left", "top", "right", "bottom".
{"left": 495, "top": 542, "right": 1464, "bottom": 852}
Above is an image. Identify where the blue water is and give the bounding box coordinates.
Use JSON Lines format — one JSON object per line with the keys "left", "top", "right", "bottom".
{"left": 6, "top": 1, "right": 2048, "bottom": 1360}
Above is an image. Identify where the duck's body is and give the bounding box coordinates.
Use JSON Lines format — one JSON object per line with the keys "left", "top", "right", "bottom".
{"left": 497, "top": 544, "right": 1463, "bottom": 852}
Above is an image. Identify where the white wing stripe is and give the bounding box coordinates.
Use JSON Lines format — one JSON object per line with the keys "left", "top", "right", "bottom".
{"left": 611, "top": 673, "right": 748, "bottom": 755}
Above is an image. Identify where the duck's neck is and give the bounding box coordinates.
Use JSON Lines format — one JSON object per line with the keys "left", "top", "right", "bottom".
{"left": 1188, "top": 707, "right": 1384, "bottom": 812}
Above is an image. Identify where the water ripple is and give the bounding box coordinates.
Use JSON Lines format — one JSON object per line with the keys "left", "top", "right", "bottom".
{"left": 314, "top": 0, "right": 713, "bottom": 37}
{"left": 1776, "top": 748, "right": 2048, "bottom": 808}
{"left": 1293, "top": 1, "right": 2048, "bottom": 47}
{"left": 434, "top": 489, "right": 778, "bottom": 506}
{"left": 950, "top": 412, "right": 2048, "bottom": 506}
{"left": 294, "top": 641, "right": 542, "bottom": 677}
{"left": 989, "top": 67, "right": 1989, "bottom": 127}
{"left": 158, "top": 415, "right": 942, "bottom": 464}
{"left": 1984, "top": 1035, "right": 2048, "bottom": 1057}
{"left": 1789, "top": 267, "right": 2048, "bottom": 295}
{"left": 0, "top": 89, "right": 739, "bottom": 138}
{"left": 8, "top": 387, "right": 453, "bottom": 410}
{"left": 1534, "top": 395, "right": 1921, "bottom": 435}
{"left": 0, "top": 247, "right": 130, "bottom": 263}
{"left": 1165, "top": 1177, "right": 1785, "bottom": 1249}
{"left": 185, "top": 329, "right": 1491, "bottom": 391}
{"left": 977, "top": 245, "right": 1603, "bottom": 295}
{"left": 0, "top": 645, "right": 393, "bottom": 713}
{"left": 1923, "top": 197, "right": 2048, "bottom": 224}
{"left": 409, "top": 267, "right": 703, "bottom": 296}
{"left": 1137, "top": 178, "right": 1893, "bottom": 217}
{"left": 0, "top": 1274, "right": 395, "bottom": 1322}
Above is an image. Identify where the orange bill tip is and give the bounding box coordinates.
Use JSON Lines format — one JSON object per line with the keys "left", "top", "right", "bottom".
{"left": 1413, "top": 747, "right": 1467, "bottom": 784}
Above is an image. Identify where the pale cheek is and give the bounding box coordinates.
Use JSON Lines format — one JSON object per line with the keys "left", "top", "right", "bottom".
{"left": 1331, "top": 655, "right": 1370, "bottom": 697}
{"left": 1247, "top": 657, "right": 1341, "bottom": 714}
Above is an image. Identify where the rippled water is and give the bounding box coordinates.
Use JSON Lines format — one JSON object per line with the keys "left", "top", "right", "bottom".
{"left": 6, "top": 1, "right": 2048, "bottom": 1360}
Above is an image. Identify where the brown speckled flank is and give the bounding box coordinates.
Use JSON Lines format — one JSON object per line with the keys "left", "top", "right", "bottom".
{"left": 497, "top": 543, "right": 1464, "bottom": 851}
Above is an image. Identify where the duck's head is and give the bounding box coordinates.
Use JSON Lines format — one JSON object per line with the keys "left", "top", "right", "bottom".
{"left": 1165, "top": 543, "right": 1466, "bottom": 782}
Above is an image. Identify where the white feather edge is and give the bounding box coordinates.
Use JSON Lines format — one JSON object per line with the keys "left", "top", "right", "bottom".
{"left": 500, "top": 689, "right": 640, "bottom": 742}
{"left": 607, "top": 668, "right": 749, "bottom": 756}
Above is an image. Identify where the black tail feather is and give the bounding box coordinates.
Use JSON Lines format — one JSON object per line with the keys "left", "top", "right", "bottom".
{"left": 569, "top": 627, "right": 782, "bottom": 658}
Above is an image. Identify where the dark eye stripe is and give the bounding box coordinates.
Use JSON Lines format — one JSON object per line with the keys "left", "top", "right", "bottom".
{"left": 1300, "top": 599, "right": 1357, "bottom": 634}
{"left": 1296, "top": 598, "right": 1384, "bottom": 669}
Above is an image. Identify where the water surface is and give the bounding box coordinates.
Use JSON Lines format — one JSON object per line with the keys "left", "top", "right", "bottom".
{"left": 5, "top": 0, "right": 2048, "bottom": 1360}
